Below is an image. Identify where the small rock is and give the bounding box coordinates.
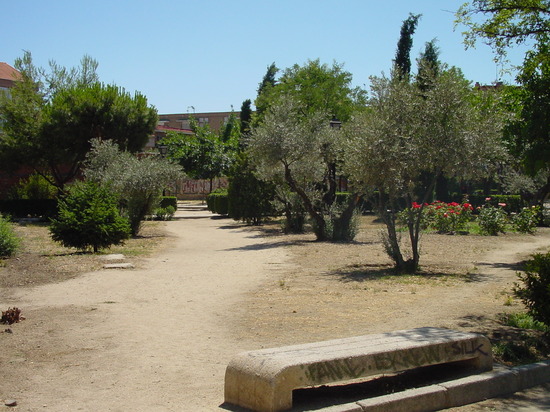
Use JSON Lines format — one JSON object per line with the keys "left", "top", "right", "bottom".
{"left": 3, "top": 328, "right": 13, "bottom": 334}
{"left": 5, "top": 399, "right": 17, "bottom": 407}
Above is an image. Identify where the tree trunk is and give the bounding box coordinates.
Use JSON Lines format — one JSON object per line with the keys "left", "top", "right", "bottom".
{"left": 332, "top": 193, "right": 361, "bottom": 241}
{"left": 284, "top": 164, "right": 326, "bottom": 240}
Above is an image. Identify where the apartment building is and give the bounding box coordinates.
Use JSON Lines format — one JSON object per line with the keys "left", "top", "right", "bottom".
{"left": 158, "top": 111, "right": 238, "bottom": 133}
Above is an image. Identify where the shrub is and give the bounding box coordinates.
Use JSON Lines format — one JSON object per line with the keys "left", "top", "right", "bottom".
{"left": 477, "top": 201, "right": 508, "bottom": 235}
{"left": 423, "top": 201, "right": 473, "bottom": 233}
{"left": 159, "top": 196, "right": 178, "bottom": 210}
{"left": 514, "top": 252, "right": 550, "bottom": 327}
{"left": 227, "top": 156, "right": 276, "bottom": 225}
{"left": 153, "top": 205, "right": 176, "bottom": 221}
{"left": 0, "top": 214, "right": 20, "bottom": 257}
{"left": 206, "top": 188, "right": 229, "bottom": 215}
{"left": 49, "top": 181, "right": 131, "bottom": 253}
{"left": 505, "top": 312, "right": 548, "bottom": 332}
{"left": 398, "top": 201, "right": 473, "bottom": 233}
{"left": 8, "top": 172, "right": 57, "bottom": 200}
{"left": 511, "top": 206, "right": 540, "bottom": 234}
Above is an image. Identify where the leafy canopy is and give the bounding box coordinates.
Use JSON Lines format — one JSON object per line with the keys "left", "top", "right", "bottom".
{"left": 0, "top": 51, "right": 157, "bottom": 190}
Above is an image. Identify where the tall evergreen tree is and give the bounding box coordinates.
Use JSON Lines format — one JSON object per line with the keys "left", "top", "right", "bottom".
{"left": 416, "top": 39, "right": 441, "bottom": 92}
{"left": 394, "top": 13, "right": 421, "bottom": 80}
{"left": 239, "top": 99, "right": 252, "bottom": 137}
{"left": 255, "top": 63, "right": 278, "bottom": 117}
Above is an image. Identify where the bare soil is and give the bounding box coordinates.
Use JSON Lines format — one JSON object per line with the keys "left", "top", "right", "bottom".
{"left": 1, "top": 211, "right": 549, "bottom": 411}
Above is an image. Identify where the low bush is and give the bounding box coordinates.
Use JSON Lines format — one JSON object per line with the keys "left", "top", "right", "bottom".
{"left": 49, "top": 181, "right": 131, "bottom": 253}
{"left": 504, "top": 312, "right": 548, "bottom": 332}
{"left": 7, "top": 172, "right": 57, "bottom": 200}
{"left": 511, "top": 206, "right": 541, "bottom": 234}
{"left": 476, "top": 202, "right": 508, "bottom": 235}
{"left": 0, "top": 214, "right": 20, "bottom": 257}
{"left": 159, "top": 196, "right": 178, "bottom": 210}
{"left": 153, "top": 205, "right": 176, "bottom": 221}
{"left": 514, "top": 252, "right": 550, "bottom": 328}
{"left": 206, "top": 189, "right": 229, "bottom": 215}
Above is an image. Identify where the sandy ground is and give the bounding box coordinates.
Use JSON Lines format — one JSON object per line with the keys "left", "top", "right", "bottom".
{"left": 1, "top": 207, "right": 550, "bottom": 411}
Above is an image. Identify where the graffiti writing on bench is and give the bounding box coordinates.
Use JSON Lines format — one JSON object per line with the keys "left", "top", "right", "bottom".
{"left": 303, "top": 358, "right": 366, "bottom": 383}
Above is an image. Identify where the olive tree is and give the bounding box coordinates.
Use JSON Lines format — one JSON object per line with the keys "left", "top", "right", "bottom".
{"left": 84, "top": 139, "right": 183, "bottom": 236}
{"left": 344, "top": 69, "right": 506, "bottom": 273}
{"left": 248, "top": 97, "right": 359, "bottom": 241}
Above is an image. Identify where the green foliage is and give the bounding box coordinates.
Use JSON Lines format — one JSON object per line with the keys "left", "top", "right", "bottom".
{"left": 394, "top": 13, "right": 422, "bottom": 80}
{"left": 84, "top": 139, "right": 183, "bottom": 236}
{"left": 206, "top": 188, "right": 229, "bottom": 215}
{"left": 400, "top": 201, "right": 474, "bottom": 233}
{"left": 0, "top": 214, "right": 20, "bottom": 257}
{"left": 159, "top": 196, "right": 178, "bottom": 210}
{"left": 7, "top": 172, "right": 57, "bottom": 200}
{"left": 455, "top": 0, "right": 550, "bottom": 63}
{"left": 515, "top": 252, "right": 550, "bottom": 328}
{"left": 512, "top": 206, "right": 541, "bottom": 233}
{"left": 248, "top": 97, "right": 347, "bottom": 241}
{"left": 477, "top": 203, "right": 508, "bottom": 235}
{"left": 0, "top": 52, "right": 157, "bottom": 190}
{"left": 505, "top": 312, "right": 548, "bottom": 332}
{"left": 162, "top": 117, "right": 237, "bottom": 181}
{"left": 255, "top": 62, "right": 279, "bottom": 118}
{"left": 227, "top": 155, "right": 276, "bottom": 225}
{"left": 456, "top": 1, "right": 550, "bottom": 203}
{"left": 239, "top": 99, "right": 253, "bottom": 137}
{"left": 276, "top": 191, "right": 306, "bottom": 234}
{"left": 467, "top": 194, "right": 525, "bottom": 213}
{"left": 345, "top": 68, "right": 506, "bottom": 272}
{"left": 49, "top": 181, "right": 131, "bottom": 253}
{"left": 256, "top": 59, "right": 367, "bottom": 123}
{"left": 153, "top": 205, "right": 176, "bottom": 221}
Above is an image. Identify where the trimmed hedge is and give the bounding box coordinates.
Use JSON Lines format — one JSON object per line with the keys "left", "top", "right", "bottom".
{"left": 0, "top": 199, "right": 58, "bottom": 219}
{"left": 160, "top": 196, "right": 178, "bottom": 210}
{"left": 206, "top": 189, "right": 229, "bottom": 215}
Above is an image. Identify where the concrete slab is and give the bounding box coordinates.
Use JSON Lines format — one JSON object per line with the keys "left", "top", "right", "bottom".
{"left": 441, "top": 369, "right": 519, "bottom": 407}
{"left": 357, "top": 384, "right": 447, "bottom": 412}
{"left": 103, "top": 263, "right": 134, "bottom": 269}
{"left": 100, "top": 254, "right": 125, "bottom": 261}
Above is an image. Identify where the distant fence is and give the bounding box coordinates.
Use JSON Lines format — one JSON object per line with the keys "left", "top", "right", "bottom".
{"left": 166, "top": 178, "right": 228, "bottom": 199}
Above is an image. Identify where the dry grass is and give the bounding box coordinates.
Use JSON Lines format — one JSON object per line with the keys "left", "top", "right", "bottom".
{"left": 0, "top": 221, "right": 168, "bottom": 288}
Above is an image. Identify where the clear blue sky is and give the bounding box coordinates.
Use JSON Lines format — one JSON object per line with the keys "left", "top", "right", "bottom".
{"left": 2, "top": 0, "right": 529, "bottom": 114}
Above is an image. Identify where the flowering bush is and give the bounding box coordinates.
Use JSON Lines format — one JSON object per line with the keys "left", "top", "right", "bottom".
{"left": 511, "top": 206, "right": 540, "bottom": 234}
{"left": 477, "top": 199, "right": 508, "bottom": 235}
{"left": 399, "top": 201, "right": 474, "bottom": 233}
{"left": 423, "top": 201, "right": 474, "bottom": 233}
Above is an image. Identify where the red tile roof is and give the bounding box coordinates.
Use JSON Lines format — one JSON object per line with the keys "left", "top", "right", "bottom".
{"left": 0, "top": 62, "right": 21, "bottom": 82}
{"left": 156, "top": 125, "right": 194, "bottom": 134}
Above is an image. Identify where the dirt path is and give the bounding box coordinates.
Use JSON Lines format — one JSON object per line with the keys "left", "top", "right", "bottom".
{"left": 1, "top": 210, "right": 291, "bottom": 411}
{"left": 1, "top": 210, "right": 549, "bottom": 411}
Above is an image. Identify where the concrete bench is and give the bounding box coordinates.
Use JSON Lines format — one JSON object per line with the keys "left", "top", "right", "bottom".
{"left": 224, "top": 327, "right": 492, "bottom": 412}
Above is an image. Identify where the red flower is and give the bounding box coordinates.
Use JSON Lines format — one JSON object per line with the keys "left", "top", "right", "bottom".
{"left": 412, "top": 202, "right": 421, "bottom": 209}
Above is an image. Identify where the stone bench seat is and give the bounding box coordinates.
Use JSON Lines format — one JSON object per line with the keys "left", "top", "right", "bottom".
{"left": 224, "top": 327, "right": 492, "bottom": 412}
